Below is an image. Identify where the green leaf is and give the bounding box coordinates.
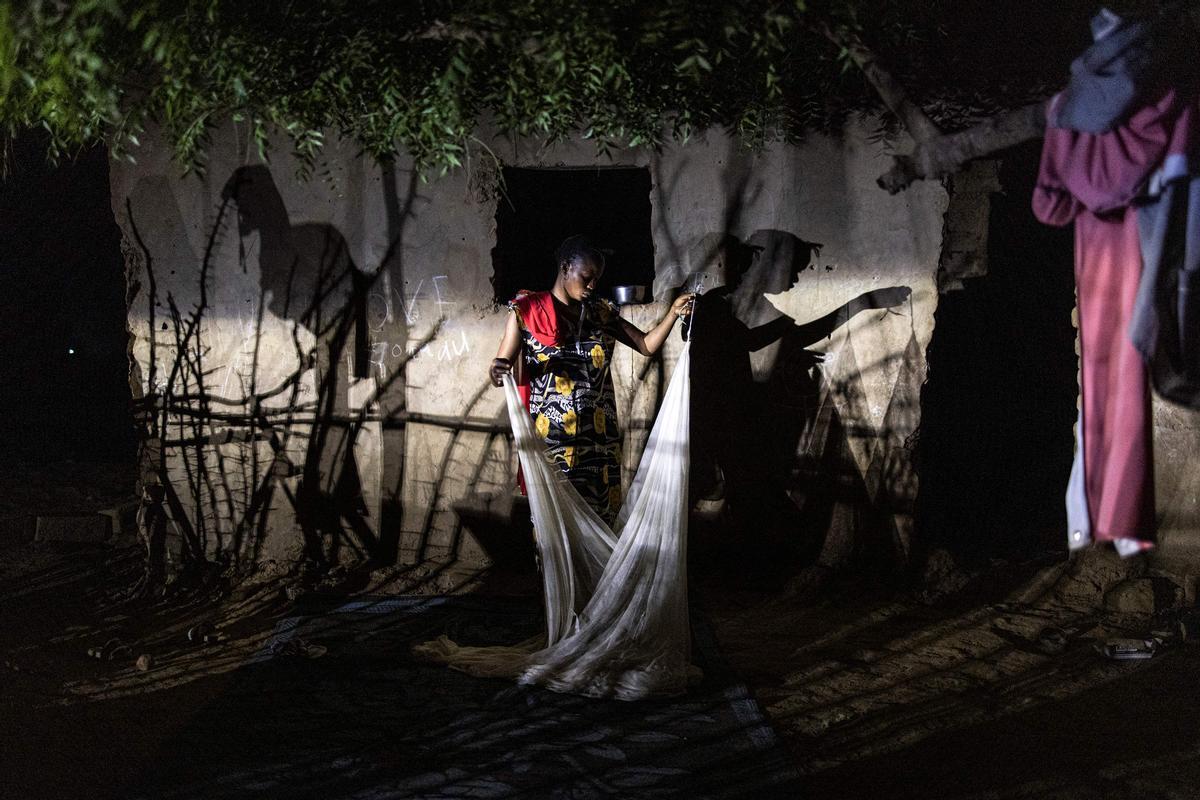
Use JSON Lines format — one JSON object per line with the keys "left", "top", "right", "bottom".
{"left": 0, "top": 0, "right": 1054, "bottom": 180}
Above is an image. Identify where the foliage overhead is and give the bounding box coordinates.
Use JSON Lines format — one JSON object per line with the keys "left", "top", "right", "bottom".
{"left": 1, "top": 0, "right": 1100, "bottom": 177}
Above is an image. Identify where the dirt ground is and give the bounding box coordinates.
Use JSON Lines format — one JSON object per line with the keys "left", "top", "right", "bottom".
{"left": 2, "top": 464, "right": 1198, "bottom": 798}
{"left": 699, "top": 559, "right": 1200, "bottom": 799}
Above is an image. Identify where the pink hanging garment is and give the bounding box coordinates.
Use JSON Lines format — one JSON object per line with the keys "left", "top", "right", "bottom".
{"left": 1032, "top": 89, "right": 1188, "bottom": 551}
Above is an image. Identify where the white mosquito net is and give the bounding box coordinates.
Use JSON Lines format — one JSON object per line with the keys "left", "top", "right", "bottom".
{"left": 415, "top": 342, "right": 694, "bottom": 701}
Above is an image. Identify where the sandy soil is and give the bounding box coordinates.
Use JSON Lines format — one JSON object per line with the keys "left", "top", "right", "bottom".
{"left": 2, "top": 483, "right": 1196, "bottom": 798}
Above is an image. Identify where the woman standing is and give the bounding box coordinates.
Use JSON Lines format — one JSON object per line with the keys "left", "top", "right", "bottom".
{"left": 416, "top": 236, "right": 696, "bottom": 697}
{"left": 490, "top": 236, "right": 693, "bottom": 523}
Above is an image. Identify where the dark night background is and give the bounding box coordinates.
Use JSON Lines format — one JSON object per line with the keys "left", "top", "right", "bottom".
{"left": 0, "top": 132, "right": 135, "bottom": 465}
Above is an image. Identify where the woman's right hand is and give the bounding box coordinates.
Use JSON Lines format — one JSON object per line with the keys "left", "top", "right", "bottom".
{"left": 490, "top": 357, "right": 512, "bottom": 387}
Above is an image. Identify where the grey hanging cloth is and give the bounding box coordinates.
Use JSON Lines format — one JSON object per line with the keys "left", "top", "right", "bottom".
{"left": 1049, "top": 7, "right": 1168, "bottom": 134}
{"left": 1132, "top": 172, "right": 1200, "bottom": 408}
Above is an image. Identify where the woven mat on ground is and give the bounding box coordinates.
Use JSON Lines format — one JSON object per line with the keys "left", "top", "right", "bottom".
{"left": 128, "top": 595, "right": 802, "bottom": 799}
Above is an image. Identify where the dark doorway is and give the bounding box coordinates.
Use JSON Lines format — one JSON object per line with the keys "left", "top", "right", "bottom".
{"left": 0, "top": 132, "right": 135, "bottom": 464}
{"left": 491, "top": 167, "right": 655, "bottom": 304}
{"left": 915, "top": 141, "right": 1078, "bottom": 564}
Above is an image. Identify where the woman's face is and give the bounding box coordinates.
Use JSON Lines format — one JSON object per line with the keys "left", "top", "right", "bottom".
{"left": 560, "top": 256, "right": 603, "bottom": 302}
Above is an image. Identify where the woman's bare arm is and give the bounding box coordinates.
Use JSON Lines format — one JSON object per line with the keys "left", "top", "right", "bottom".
{"left": 612, "top": 294, "right": 694, "bottom": 357}
{"left": 490, "top": 311, "right": 522, "bottom": 386}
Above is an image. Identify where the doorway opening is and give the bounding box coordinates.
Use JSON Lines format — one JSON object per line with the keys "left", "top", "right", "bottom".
{"left": 491, "top": 167, "right": 655, "bottom": 304}
{"left": 915, "top": 141, "right": 1078, "bottom": 563}
{"left": 0, "top": 132, "right": 135, "bottom": 464}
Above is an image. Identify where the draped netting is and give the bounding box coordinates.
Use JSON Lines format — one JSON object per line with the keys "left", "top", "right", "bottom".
{"left": 415, "top": 343, "right": 694, "bottom": 700}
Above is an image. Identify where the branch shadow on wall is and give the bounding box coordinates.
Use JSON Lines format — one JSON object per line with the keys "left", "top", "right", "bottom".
{"left": 123, "top": 164, "right": 512, "bottom": 597}
{"left": 230, "top": 164, "right": 376, "bottom": 569}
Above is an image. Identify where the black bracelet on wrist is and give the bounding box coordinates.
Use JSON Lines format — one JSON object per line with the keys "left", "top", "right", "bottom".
{"left": 493, "top": 357, "right": 511, "bottom": 365}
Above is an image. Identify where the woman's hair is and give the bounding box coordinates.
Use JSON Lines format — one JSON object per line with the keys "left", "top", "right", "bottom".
{"left": 555, "top": 235, "right": 606, "bottom": 272}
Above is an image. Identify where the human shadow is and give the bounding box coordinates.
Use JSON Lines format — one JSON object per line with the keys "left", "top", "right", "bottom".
{"left": 222, "top": 165, "right": 374, "bottom": 570}
{"left": 684, "top": 232, "right": 911, "bottom": 574}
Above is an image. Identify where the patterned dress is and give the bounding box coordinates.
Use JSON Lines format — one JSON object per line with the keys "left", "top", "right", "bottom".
{"left": 510, "top": 295, "right": 623, "bottom": 524}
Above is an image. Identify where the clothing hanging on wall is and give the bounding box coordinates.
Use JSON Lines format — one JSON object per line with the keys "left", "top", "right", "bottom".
{"left": 1033, "top": 7, "right": 1200, "bottom": 554}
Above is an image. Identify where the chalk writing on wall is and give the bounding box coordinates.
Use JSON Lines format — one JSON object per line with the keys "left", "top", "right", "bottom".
{"left": 369, "top": 273, "right": 457, "bottom": 331}
{"left": 367, "top": 273, "right": 468, "bottom": 379}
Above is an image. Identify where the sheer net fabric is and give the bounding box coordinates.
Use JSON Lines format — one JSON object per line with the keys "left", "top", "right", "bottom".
{"left": 415, "top": 344, "right": 694, "bottom": 700}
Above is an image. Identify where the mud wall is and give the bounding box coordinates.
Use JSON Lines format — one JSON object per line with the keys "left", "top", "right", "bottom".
{"left": 109, "top": 120, "right": 947, "bottom": 582}
{"left": 1154, "top": 400, "right": 1200, "bottom": 564}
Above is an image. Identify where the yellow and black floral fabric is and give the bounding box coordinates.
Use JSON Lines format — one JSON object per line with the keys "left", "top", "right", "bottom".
{"left": 511, "top": 297, "right": 623, "bottom": 523}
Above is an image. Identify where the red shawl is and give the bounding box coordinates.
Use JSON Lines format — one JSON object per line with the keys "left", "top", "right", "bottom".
{"left": 508, "top": 290, "right": 559, "bottom": 494}
{"left": 509, "top": 290, "right": 559, "bottom": 411}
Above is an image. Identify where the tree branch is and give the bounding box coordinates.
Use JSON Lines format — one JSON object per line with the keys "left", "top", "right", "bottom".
{"left": 817, "top": 23, "right": 941, "bottom": 143}
{"left": 401, "top": 20, "right": 486, "bottom": 43}
{"left": 817, "top": 23, "right": 1049, "bottom": 192}
{"left": 877, "top": 101, "right": 1048, "bottom": 194}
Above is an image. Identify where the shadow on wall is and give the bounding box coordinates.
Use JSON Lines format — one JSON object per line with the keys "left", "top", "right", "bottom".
{"left": 122, "top": 163, "right": 511, "bottom": 594}
{"left": 646, "top": 141, "right": 927, "bottom": 582}
{"left": 684, "top": 230, "right": 916, "bottom": 577}
{"left": 225, "top": 164, "right": 374, "bottom": 569}
{"left": 120, "top": 150, "right": 937, "bottom": 594}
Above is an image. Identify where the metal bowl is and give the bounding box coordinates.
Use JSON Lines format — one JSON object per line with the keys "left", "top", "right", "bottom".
{"left": 611, "top": 285, "right": 648, "bottom": 305}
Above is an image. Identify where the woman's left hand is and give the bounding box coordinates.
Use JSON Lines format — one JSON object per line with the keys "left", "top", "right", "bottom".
{"left": 671, "top": 293, "right": 696, "bottom": 319}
